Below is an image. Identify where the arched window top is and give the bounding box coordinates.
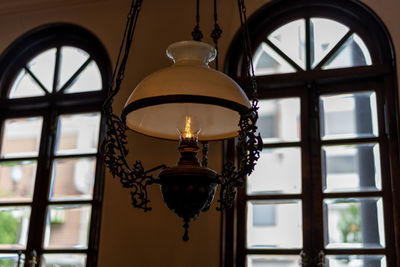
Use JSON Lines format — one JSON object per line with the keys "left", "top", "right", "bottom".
{"left": 9, "top": 46, "right": 102, "bottom": 98}
{"left": 253, "top": 17, "right": 372, "bottom": 75}
{"left": 0, "top": 23, "right": 111, "bottom": 266}
{"left": 0, "top": 23, "right": 111, "bottom": 100}
{"left": 226, "top": 0, "right": 395, "bottom": 79}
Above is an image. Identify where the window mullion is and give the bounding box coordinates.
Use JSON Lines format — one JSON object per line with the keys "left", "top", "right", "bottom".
{"left": 25, "top": 109, "right": 58, "bottom": 260}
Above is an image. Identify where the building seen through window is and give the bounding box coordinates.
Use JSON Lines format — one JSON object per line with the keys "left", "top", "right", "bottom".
{"left": 0, "top": 24, "right": 110, "bottom": 266}
{"left": 223, "top": 1, "right": 400, "bottom": 266}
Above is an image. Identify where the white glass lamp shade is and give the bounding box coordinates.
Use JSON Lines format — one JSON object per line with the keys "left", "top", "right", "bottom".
{"left": 122, "top": 40, "right": 251, "bottom": 141}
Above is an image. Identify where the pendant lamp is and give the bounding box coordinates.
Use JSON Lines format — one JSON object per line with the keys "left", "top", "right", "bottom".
{"left": 102, "top": 0, "right": 262, "bottom": 241}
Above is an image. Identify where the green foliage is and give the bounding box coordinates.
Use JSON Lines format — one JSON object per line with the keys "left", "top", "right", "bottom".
{"left": 0, "top": 211, "right": 18, "bottom": 244}
{"left": 338, "top": 204, "right": 361, "bottom": 243}
{"left": 0, "top": 258, "right": 16, "bottom": 267}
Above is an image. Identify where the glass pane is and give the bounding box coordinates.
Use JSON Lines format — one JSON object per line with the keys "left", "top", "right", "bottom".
{"left": 65, "top": 61, "right": 102, "bottom": 93}
{"left": 44, "top": 204, "right": 91, "bottom": 249}
{"left": 41, "top": 254, "right": 86, "bottom": 267}
{"left": 247, "top": 200, "right": 302, "bottom": 249}
{"left": 322, "top": 144, "right": 381, "bottom": 192}
{"left": 0, "top": 160, "right": 37, "bottom": 202}
{"left": 8, "top": 69, "right": 46, "bottom": 99}
{"left": 0, "top": 206, "right": 31, "bottom": 249}
{"left": 268, "top": 19, "right": 306, "bottom": 70}
{"left": 1, "top": 117, "right": 43, "bottom": 158}
{"left": 326, "top": 255, "right": 386, "bottom": 267}
{"left": 55, "top": 113, "right": 101, "bottom": 155}
{"left": 320, "top": 92, "right": 378, "bottom": 140}
{"left": 322, "top": 34, "right": 372, "bottom": 70}
{"left": 311, "top": 18, "right": 350, "bottom": 68}
{"left": 58, "top": 46, "right": 90, "bottom": 91}
{"left": 50, "top": 157, "right": 96, "bottom": 200}
{"left": 247, "top": 255, "right": 300, "bottom": 267}
{"left": 27, "top": 48, "right": 56, "bottom": 92}
{"left": 0, "top": 254, "right": 24, "bottom": 267}
{"left": 258, "top": 98, "right": 300, "bottom": 143}
{"left": 325, "top": 198, "right": 385, "bottom": 248}
{"left": 253, "top": 42, "right": 296, "bottom": 75}
{"left": 247, "top": 148, "right": 301, "bottom": 195}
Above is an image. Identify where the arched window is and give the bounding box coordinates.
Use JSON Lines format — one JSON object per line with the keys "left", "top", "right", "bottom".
{"left": 0, "top": 24, "right": 111, "bottom": 266}
{"left": 223, "top": 0, "right": 400, "bottom": 266}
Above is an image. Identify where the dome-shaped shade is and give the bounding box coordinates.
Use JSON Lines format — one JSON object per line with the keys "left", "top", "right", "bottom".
{"left": 122, "top": 41, "right": 250, "bottom": 141}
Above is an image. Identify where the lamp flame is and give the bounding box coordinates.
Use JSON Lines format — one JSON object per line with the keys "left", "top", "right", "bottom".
{"left": 184, "top": 116, "right": 193, "bottom": 139}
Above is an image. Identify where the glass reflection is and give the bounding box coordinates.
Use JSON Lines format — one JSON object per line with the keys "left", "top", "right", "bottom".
{"left": 1, "top": 117, "right": 43, "bottom": 158}
{"left": 44, "top": 204, "right": 91, "bottom": 249}
{"left": 325, "top": 198, "right": 385, "bottom": 248}
{"left": 55, "top": 113, "right": 101, "bottom": 155}
{"left": 58, "top": 46, "right": 90, "bottom": 91}
{"left": 322, "top": 33, "right": 372, "bottom": 70}
{"left": 268, "top": 19, "right": 306, "bottom": 70}
{"left": 50, "top": 157, "right": 96, "bottom": 200}
{"left": 326, "top": 255, "right": 386, "bottom": 267}
{"left": 247, "top": 255, "right": 300, "bottom": 267}
{"left": 258, "top": 98, "right": 300, "bottom": 143}
{"left": 0, "top": 254, "right": 24, "bottom": 267}
{"left": 0, "top": 161, "right": 37, "bottom": 202}
{"left": 322, "top": 144, "right": 381, "bottom": 192}
{"left": 320, "top": 92, "right": 378, "bottom": 140}
{"left": 247, "top": 148, "right": 301, "bottom": 195}
{"left": 253, "top": 42, "right": 296, "bottom": 75}
{"left": 0, "top": 206, "right": 31, "bottom": 249}
{"left": 311, "top": 18, "right": 349, "bottom": 68}
{"left": 41, "top": 254, "right": 86, "bottom": 267}
{"left": 247, "top": 200, "right": 302, "bottom": 249}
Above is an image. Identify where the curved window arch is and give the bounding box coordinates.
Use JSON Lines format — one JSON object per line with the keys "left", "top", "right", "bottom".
{"left": 0, "top": 23, "right": 111, "bottom": 266}
{"left": 223, "top": 1, "right": 400, "bottom": 267}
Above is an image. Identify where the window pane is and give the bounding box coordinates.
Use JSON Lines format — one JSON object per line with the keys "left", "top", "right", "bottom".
{"left": 8, "top": 69, "right": 46, "bottom": 99}
{"left": 326, "top": 255, "right": 386, "bottom": 267}
{"left": 322, "top": 144, "right": 381, "bottom": 192}
{"left": 64, "top": 61, "right": 102, "bottom": 94}
{"left": 0, "top": 206, "right": 31, "bottom": 249}
{"left": 0, "top": 254, "right": 24, "bottom": 266}
{"left": 253, "top": 42, "right": 296, "bottom": 75}
{"left": 50, "top": 157, "right": 96, "bottom": 200}
{"left": 0, "top": 160, "right": 37, "bottom": 202}
{"left": 322, "top": 34, "right": 372, "bottom": 70}
{"left": 325, "top": 198, "right": 385, "bottom": 248}
{"left": 247, "top": 148, "right": 301, "bottom": 195}
{"left": 258, "top": 98, "right": 300, "bottom": 143}
{"left": 311, "top": 18, "right": 350, "bottom": 68}
{"left": 1, "top": 117, "right": 43, "bottom": 158}
{"left": 268, "top": 19, "right": 306, "bottom": 70}
{"left": 41, "top": 254, "right": 86, "bottom": 267}
{"left": 27, "top": 48, "right": 56, "bottom": 93}
{"left": 247, "top": 255, "right": 300, "bottom": 267}
{"left": 44, "top": 204, "right": 91, "bottom": 249}
{"left": 55, "top": 113, "right": 101, "bottom": 155}
{"left": 247, "top": 200, "right": 302, "bottom": 249}
{"left": 320, "top": 92, "right": 378, "bottom": 140}
{"left": 58, "top": 46, "right": 90, "bottom": 91}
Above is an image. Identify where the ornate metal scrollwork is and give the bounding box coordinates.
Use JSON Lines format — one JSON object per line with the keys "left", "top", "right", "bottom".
{"left": 101, "top": 0, "right": 262, "bottom": 241}
{"left": 217, "top": 102, "right": 263, "bottom": 210}
{"left": 102, "top": 103, "right": 165, "bottom": 211}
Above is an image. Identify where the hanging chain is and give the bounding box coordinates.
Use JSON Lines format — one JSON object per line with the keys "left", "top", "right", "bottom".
{"left": 217, "top": 0, "right": 262, "bottom": 210}
{"left": 210, "top": 0, "right": 222, "bottom": 69}
{"left": 192, "top": 0, "right": 203, "bottom": 41}
{"left": 102, "top": 0, "right": 166, "bottom": 211}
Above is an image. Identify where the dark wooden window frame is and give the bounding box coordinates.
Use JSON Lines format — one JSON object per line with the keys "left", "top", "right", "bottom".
{"left": 0, "top": 23, "right": 112, "bottom": 266}
{"left": 221, "top": 0, "right": 400, "bottom": 266}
